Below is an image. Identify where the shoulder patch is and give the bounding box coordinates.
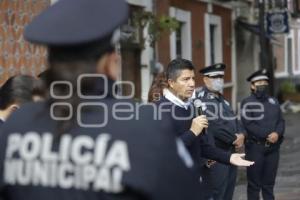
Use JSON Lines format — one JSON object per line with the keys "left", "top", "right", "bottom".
{"left": 198, "top": 90, "right": 205, "bottom": 98}
{"left": 268, "top": 98, "right": 276, "bottom": 105}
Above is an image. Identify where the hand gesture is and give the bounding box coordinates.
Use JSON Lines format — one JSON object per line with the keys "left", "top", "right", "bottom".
{"left": 267, "top": 132, "right": 279, "bottom": 144}
{"left": 229, "top": 153, "right": 254, "bottom": 167}
{"left": 233, "top": 133, "right": 245, "bottom": 148}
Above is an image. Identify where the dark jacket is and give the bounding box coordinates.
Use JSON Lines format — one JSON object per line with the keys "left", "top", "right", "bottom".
{"left": 196, "top": 87, "right": 244, "bottom": 151}
{"left": 156, "top": 96, "right": 231, "bottom": 173}
{"left": 241, "top": 93, "right": 285, "bottom": 147}
{"left": 0, "top": 98, "right": 202, "bottom": 200}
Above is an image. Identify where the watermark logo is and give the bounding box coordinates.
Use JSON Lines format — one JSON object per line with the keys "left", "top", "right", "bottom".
{"left": 49, "top": 74, "right": 265, "bottom": 127}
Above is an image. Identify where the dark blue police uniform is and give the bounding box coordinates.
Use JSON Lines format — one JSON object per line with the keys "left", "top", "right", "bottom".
{"left": 197, "top": 64, "right": 244, "bottom": 200}
{"left": 0, "top": 99, "right": 203, "bottom": 200}
{"left": 156, "top": 95, "right": 231, "bottom": 200}
{"left": 241, "top": 69, "right": 285, "bottom": 200}
{"left": 0, "top": 0, "right": 203, "bottom": 200}
{"left": 196, "top": 87, "right": 243, "bottom": 200}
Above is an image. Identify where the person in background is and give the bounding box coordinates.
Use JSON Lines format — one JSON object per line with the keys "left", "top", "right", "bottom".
{"left": 0, "top": 1, "right": 205, "bottom": 200}
{"left": 196, "top": 63, "right": 246, "bottom": 200}
{"left": 0, "top": 75, "right": 45, "bottom": 125}
{"left": 241, "top": 69, "right": 285, "bottom": 200}
{"left": 148, "top": 72, "right": 168, "bottom": 102}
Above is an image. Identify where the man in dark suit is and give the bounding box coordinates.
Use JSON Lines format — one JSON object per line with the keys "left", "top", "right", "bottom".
{"left": 155, "top": 58, "right": 254, "bottom": 200}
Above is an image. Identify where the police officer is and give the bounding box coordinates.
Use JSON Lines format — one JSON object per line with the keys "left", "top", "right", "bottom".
{"left": 155, "top": 58, "right": 254, "bottom": 200}
{"left": 197, "top": 63, "right": 246, "bottom": 200}
{"left": 0, "top": 0, "right": 205, "bottom": 200}
{"left": 241, "top": 69, "right": 285, "bottom": 200}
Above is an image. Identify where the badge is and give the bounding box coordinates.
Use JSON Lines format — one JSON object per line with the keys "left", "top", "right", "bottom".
{"left": 268, "top": 98, "right": 276, "bottom": 105}
{"left": 208, "top": 93, "right": 215, "bottom": 99}
{"left": 198, "top": 91, "right": 205, "bottom": 98}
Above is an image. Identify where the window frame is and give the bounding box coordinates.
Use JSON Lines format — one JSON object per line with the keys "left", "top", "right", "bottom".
{"left": 204, "top": 13, "right": 223, "bottom": 66}
{"left": 169, "top": 7, "right": 192, "bottom": 61}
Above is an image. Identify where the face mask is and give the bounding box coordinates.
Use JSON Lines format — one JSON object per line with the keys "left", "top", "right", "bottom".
{"left": 211, "top": 78, "right": 224, "bottom": 92}
{"left": 255, "top": 85, "right": 269, "bottom": 98}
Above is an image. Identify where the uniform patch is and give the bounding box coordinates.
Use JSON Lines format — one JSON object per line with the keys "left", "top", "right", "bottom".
{"left": 198, "top": 91, "right": 205, "bottom": 98}
{"left": 4, "top": 132, "right": 130, "bottom": 192}
{"left": 268, "top": 98, "right": 276, "bottom": 105}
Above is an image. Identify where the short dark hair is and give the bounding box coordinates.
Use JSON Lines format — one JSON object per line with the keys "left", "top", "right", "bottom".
{"left": 166, "top": 58, "right": 195, "bottom": 80}
{"left": 0, "top": 75, "right": 41, "bottom": 110}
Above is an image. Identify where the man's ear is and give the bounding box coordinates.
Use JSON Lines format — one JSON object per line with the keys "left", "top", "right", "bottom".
{"left": 168, "top": 79, "right": 174, "bottom": 89}
{"left": 8, "top": 104, "right": 20, "bottom": 114}
{"left": 203, "top": 76, "right": 209, "bottom": 85}
{"left": 96, "top": 54, "right": 109, "bottom": 74}
{"left": 96, "top": 52, "right": 119, "bottom": 80}
{"left": 250, "top": 84, "right": 255, "bottom": 91}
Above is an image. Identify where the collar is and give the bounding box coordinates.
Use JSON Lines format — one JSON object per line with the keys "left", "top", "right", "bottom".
{"left": 163, "top": 88, "right": 195, "bottom": 110}
{"left": 0, "top": 116, "right": 5, "bottom": 123}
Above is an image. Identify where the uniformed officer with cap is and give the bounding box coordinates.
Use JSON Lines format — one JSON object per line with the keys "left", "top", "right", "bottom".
{"left": 196, "top": 63, "right": 246, "bottom": 200}
{"left": 241, "top": 69, "right": 285, "bottom": 200}
{"left": 0, "top": 0, "right": 204, "bottom": 200}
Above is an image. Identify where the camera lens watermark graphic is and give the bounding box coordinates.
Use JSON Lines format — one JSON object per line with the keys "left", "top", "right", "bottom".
{"left": 77, "top": 102, "right": 108, "bottom": 128}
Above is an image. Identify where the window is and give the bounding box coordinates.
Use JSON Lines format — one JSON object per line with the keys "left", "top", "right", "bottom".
{"left": 284, "top": 30, "right": 295, "bottom": 76}
{"left": 204, "top": 14, "right": 223, "bottom": 66}
{"left": 209, "top": 24, "right": 217, "bottom": 64}
{"left": 169, "top": 7, "right": 192, "bottom": 60}
{"left": 274, "top": 30, "right": 295, "bottom": 77}
{"left": 175, "top": 23, "right": 183, "bottom": 58}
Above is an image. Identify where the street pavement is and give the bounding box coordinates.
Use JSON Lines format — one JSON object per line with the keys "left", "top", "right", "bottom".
{"left": 233, "top": 112, "right": 300, "bottom": 200}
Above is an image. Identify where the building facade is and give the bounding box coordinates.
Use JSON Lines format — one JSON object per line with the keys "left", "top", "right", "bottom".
{"left": 156, "top": 0, "right": 237, "bottom": 105}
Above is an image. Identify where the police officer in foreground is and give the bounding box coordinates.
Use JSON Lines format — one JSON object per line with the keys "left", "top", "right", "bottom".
{"left": 196, "top": 63, "right": 246, "bottom": 200}
{"left": 241, "top": 69, "right": 285, "bottom": 200}
{"left": 0, "top": 0, "right": 204, "bottom": 200}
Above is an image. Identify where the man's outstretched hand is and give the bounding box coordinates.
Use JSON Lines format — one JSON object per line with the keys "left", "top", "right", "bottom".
{"left": 230, "top": 153, "right": 254, "bottom": 167}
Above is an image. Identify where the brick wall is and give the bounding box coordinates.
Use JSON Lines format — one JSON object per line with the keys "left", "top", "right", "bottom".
{"left": 0, "top": 0, "right": 50, "bottom": 85}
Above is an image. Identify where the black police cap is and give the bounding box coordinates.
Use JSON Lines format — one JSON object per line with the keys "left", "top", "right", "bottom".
{"left": 24, "top": 0, "right": 128, "bottom": 46}
{"left": 199, "top": 63, "right": 226, "bottom": 77}
{"left": 247, "top": 69, "right": 269, "bottom": 82}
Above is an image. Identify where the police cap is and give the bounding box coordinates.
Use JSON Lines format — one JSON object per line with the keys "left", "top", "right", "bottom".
{"left": 247, "top": 69, "right": 269, "bottom": 82}
{"left": 24, "top": 0, "right": 128, "bottom": 46}
{"left": 199, "top": 63, "right": 226, "bottom": 77}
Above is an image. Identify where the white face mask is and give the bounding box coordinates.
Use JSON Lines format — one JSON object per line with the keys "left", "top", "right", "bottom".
{"left": 211, "top": 78, "right": 224, "bottom": 92}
